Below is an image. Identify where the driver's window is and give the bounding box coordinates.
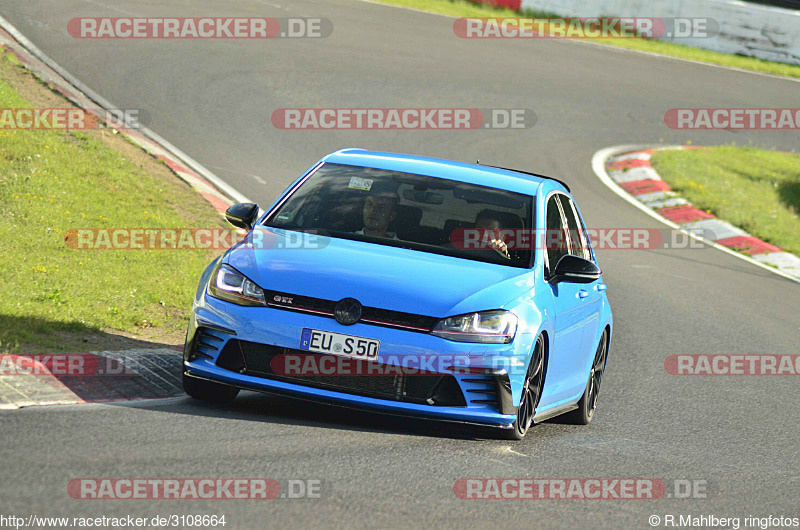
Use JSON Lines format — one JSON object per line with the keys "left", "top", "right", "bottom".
{"left": 545, "top": 195, "right": 569, "bottom": 274}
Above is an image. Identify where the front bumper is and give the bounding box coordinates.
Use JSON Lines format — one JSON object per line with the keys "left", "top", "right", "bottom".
{"left": 182, "top": 294, "right": 530, "bottom": 427}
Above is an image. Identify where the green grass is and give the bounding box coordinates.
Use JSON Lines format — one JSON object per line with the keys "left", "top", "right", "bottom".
{"left": 650, "top": 146, "right": 800, "bottom": 256}
{"left": 373, "top": 0, "right": 800, "bottom": 79}
{"left": 0, "top": 54, "right": 227, "bottom": 352}
{"left": 376, "top": 0, "right": 525, "bottom": 17}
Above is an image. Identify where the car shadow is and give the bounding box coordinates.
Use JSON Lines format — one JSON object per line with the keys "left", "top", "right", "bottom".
{"left": 120, "top": 386, "right": 591, "bottom": 442}
{"left": 182, "top": 390, "right": 502, "bottom": 440}
{"left": 0, "top": 313, "right": 182, "bottom": 355}
{"left": 114, "top": 387, "right": 537, "bottom": 441}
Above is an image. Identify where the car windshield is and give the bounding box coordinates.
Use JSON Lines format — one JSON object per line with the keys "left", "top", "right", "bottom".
{"left": 264, "top": 163, "right": 534, "bottom": 268}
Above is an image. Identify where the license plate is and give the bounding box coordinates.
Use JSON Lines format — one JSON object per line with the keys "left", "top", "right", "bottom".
{"left": 299, "top": 328, "right": 380, "bottom": 360}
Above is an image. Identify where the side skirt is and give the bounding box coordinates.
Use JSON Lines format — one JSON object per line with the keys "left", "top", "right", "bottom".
{"left": 533, "top": 402, "right": 579, "bottom": 424}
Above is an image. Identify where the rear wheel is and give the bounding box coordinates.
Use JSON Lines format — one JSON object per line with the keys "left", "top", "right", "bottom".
{"left": 564, "top": 330, "right": 607, "bottom": 425}
{"left": 182, "top": 373, "right": 239, "bottom": 403}
{"left": 499, "top": 335, "right": 545, "bottom": 440}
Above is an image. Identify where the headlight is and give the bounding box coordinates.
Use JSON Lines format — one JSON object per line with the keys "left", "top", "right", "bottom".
{"left": 431, "top": 310, "right": 518, "bottom": 344}
{"left": 207, "top": 263, "right": 266, "bottom": 306}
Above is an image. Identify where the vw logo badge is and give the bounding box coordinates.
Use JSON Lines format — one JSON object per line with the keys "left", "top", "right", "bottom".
{"left": 334, "top": 298, "right": 362, "bottom": 326}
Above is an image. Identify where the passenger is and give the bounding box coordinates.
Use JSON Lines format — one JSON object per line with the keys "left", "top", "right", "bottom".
{"left": 475, "top": 209, "right": 511, "bottom": 259}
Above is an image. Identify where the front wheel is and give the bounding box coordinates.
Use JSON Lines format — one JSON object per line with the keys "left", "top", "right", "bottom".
{"left": 499, "top": 335, "right": 545, "bottom": 440}
{"left": 564, "top": 330, "right": 607, "bottom": 425}
{"left": 183, "top": 372, "right": 240, "bottom": 403}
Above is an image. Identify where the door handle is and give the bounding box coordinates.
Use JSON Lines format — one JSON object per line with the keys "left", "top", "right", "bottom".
{"left": 578, "top": 290, "right": 588, "bottom": 299}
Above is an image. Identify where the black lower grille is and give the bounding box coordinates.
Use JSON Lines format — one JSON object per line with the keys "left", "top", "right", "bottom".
{"left": 186, "top": 326, "right": 227, "bottom": 361}
{"left": 216, "top": 339, "right": 466, "bottom": 407}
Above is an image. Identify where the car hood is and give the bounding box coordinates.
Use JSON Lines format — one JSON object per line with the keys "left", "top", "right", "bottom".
{"left": 225, "top": 227, "right": 531, "bottom": 317}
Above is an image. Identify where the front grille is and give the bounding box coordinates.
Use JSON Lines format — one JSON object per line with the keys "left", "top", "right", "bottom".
{"left": 265, "top": 290, "right": 439, "bottom": 333}
{"left": 216, "top": 339, "right": 466, "bottom": 407}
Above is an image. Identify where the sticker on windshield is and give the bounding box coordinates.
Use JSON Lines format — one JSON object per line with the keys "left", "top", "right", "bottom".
{"left": 348, "top": 177, "right": 373, "bottom": 191}
{"left": 276, "top": 212, "right": 293, "bottom": 221}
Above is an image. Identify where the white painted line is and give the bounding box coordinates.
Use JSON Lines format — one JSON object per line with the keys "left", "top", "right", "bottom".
{"left": 635, "top": 191, "right": 677, "bottom": 203}
{"left": 608, "top": 152, "right": 653, "bottom": 163}
{"left": 681, "top": 218, "right": 748, "bottom": 242}
{"left": 643, "top": 197, "right": 688, "bottom": 209}
{"left": 609, "top": 166, "right": 662, "bottom": 184}
{"left": 622, "top": 166, "right": 661, "bottom": 182}
{"left": 592, "top": 145, "right": 800, "bottom": 285}
{"left": 751, "top": 252, "right": 800, "bottom": 275}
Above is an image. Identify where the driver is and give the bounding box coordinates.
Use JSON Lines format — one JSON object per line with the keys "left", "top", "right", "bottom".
{"left": 356, "top": 193, "right": 399, "bottom": 239}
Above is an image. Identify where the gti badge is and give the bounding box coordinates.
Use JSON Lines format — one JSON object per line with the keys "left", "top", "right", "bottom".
{"left": 273, "top": 295, "right": 293, "bottom": 304}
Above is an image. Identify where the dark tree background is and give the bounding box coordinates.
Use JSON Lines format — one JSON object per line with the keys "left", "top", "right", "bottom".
{"left": 745, "top": 0, "right": 799, "bottom": 10}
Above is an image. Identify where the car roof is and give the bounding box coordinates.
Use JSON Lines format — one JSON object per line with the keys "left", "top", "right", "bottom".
{"left": 321, "top": 149, "right": 569, "bottom": 196}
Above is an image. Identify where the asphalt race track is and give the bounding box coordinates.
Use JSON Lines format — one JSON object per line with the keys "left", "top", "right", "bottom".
{"left": 1, "top": 1, "right": 799, "bottom": 528}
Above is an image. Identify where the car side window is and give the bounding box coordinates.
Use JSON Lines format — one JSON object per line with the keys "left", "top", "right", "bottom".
{"left": 545, "top": 195, "right": 569, "bottom": 274}
{"left": 561, "top": 196, "right": 589, "bottom": 261}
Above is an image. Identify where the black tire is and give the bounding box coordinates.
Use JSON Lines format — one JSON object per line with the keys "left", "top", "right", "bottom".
{"left": 498, "top": 335, "right": 545, "bottom": 440}
{"left": 564, "top": 330, "right": 608, "bottom": 425}
{"left": 182, "top": 372, "right": 240, "bottom": 403}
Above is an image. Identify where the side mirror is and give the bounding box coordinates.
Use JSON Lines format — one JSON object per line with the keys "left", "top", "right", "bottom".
{"left": 225, "top": 203, "right": 260, "bottom": 230}
{"left": 550, "top": 255, "right": 601, "bottom": 284}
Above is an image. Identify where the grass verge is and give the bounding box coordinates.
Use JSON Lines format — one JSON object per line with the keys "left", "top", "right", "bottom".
{"left": 0, "top": 50, "right": 228, "bottom": 353}
{"left": 371, "top": 0, "right": 800, "bottom": 80}
{"left": 650, "top": 146, "right": 800, "bottom": 256}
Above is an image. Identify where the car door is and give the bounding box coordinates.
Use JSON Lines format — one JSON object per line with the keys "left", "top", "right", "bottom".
{"left": 540, "top": 193, "right": 593, "bottom": 405}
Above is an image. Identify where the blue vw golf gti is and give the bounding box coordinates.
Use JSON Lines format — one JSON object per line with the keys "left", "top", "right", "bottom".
{"left": 182, "top": 149, "right": 612, "bottom": 439}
